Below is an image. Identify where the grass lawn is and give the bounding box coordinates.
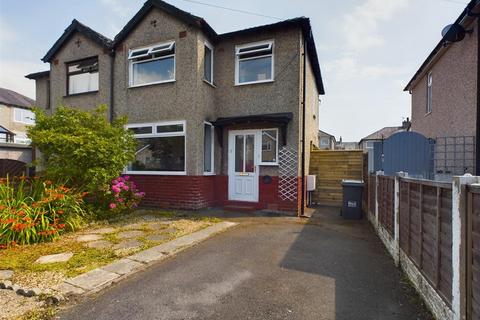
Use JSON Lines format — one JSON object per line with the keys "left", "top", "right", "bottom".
{"left": 0, "top": 210, "right": 220, "bottom": 291}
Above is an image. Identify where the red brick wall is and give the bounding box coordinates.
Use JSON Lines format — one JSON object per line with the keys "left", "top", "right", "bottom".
{"left": 130, "top": 175, "right": 300, "bottom": 213}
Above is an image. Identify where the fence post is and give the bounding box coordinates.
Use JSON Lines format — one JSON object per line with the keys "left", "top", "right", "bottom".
{"left": 451, "top": 174, "right": 480, "bottom": 320}
{"left": 375, "top": 171, "right": 384, "bottom": 229}
{"left": 393, "top": 172, "right": 405, "bottom": 266}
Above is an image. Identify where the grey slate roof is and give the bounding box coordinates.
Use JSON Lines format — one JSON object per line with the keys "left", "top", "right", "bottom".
{"left": 0, "top": 87, "right": 35, "bottom": 108}
{"left": 359, "top": 126, "right": 405, "bottom": 143}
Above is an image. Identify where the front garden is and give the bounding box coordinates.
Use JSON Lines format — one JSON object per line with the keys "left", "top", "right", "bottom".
{"left": 0, "top": 106, "right": 222, "bottom": 320}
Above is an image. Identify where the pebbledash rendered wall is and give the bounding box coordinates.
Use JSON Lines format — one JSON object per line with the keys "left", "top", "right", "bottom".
{"left": 31, "top": 6, "right": 320, "bottom": 214}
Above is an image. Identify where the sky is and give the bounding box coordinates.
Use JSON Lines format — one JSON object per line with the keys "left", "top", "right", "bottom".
{"left": 0, "top": 0, "right": 469, "bottom": 141}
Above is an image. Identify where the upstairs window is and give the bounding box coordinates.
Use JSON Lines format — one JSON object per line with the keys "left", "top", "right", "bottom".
{"left": 67, "top": 57, "right": 99, "bottom": 95}
{"left": 128, "top": 41, "right": 175, "bottom": 87}
{"left": 426, "top": 72, "right": 433, "bottom": 114}
{"left": 13, "top": 108, "right": 35, "bottom": 125}
{"left": 235, "top": 41, "right": 274, "bottom": 85}
{"left": 204, "top": 42, "right": 214, "bottom": 84}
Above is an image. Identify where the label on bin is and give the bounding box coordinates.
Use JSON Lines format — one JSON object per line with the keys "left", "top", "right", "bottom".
{"left": 347, "top": 201, "right": 357, "bottom": 208}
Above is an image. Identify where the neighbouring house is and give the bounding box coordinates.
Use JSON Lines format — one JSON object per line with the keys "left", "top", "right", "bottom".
{"left": 334, "top": 137, "right": 359, "bottom": 151}
{"left": 0, "top": 87, "right": 35, "bottom": 177}
{"left": 318, "top": 130, "right": 336, "bottom": 150}
{"left": 358, "top": 119, "right": 411, "bottom": 151}
{"left": 404, "top": 0, "right": 480, "bottom": 176}
{"left": 26, "top": 0, "right": 325, "bottom": 214}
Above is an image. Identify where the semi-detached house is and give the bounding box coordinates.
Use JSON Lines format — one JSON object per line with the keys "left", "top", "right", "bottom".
{"left": 26, "top": 0, "right": 325, "bottom": 215}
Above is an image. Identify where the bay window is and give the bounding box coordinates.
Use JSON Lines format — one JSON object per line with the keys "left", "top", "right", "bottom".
{"left": 235, "top": 40, "right": 274, "bottom": 85}
{"left": 67, "top": 57, "right": 99, "bottom": 95}
{"left": 126, "top": 121, "right": 186, "bottom": 174}
{"left": 128, "top": 41, "right": 175, "bottom": 87}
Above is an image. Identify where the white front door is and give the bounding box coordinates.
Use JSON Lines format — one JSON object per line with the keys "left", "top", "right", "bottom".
{"left": 228, "top": 130, "right": 259, "bottom": 202}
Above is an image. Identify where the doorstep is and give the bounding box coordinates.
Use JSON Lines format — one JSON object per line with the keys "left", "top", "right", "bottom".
{"left": 55, "top": 221, "right": 238, "bottom": 296}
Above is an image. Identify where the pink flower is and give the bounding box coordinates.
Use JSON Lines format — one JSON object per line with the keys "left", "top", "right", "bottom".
{"left": 112, "top": 186, "right": 121, "bottom": 193}
{"left": 117, "top": 198, "right": 124, "bottom": 203}
{"left": 123, "top": 176, "right": 130, "bottom": 181}
{"left": 112, "top": 179, "right": 119, "bottom": 185}
{"left": 109, "top": 203, "right": 117, "bottom": 209}
{"left": 122, "top": 185, "right": 129, "bottom": 191}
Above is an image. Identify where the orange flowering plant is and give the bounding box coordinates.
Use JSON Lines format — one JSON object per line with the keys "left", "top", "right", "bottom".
{"left": 0, "top": 176, "right": 87, "bottom": 247}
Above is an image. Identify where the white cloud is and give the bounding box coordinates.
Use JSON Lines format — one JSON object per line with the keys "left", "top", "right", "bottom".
{"left": 0, "top": 60, "right": 46, "bottom": 100}
{"left": 324, "top": 57, "right": 408, "bottom": 81}
{"left": 342, "top": 0, "right": 410, "bottom": 53}
{"left": 100, "top": 0, "right": 134, "bottom": 18}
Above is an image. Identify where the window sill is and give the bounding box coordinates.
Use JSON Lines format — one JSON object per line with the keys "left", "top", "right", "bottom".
{"left": 124, "top": 171, "right": 186, "bottom": 176}
{"left": 128, "top": 79, "right": 176, "bottom": 89}
{"left": 203, "top": 172, "right": 215, "bottom": 176}
{"left": 64, "top": 90, "right": 99, "bottom": 98}
{"left": 235, "top": 79, "right": 274, "bottom": 87}
{"left": 425, "top": 111, "right": 432, "bottom": 117}
{"left": 203, "top": 79, "right": 216, "bottom": 88}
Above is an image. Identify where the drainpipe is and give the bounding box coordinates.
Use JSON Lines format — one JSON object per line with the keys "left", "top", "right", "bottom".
{"left": 109, "top": 50, "right": 115, "bottom": 123}
{"left": 300, "top": 35, "right": 307, "bottom": 217}
{"left": 476, "top": 17, "right": 480, "bottom": 175}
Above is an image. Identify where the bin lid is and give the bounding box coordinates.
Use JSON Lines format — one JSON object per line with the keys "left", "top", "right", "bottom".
{"left": 341, "top": 179, "right": 364, "bottom": 187}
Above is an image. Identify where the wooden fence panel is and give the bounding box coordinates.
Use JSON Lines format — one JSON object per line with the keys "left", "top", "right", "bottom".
{"left": 0, "top": 159, "right": 26, "bottom": 178}
{"left": 378, "top": 175, "right": 395, "bottom": 236}
{"left": 309, "top": 150, "right": 364, "bottom": 206}
{"left": 467, "top": 186, "right": 480, "bottom": 320}
{"left": 398, "top": 178, "right": 453, "bottom": 305}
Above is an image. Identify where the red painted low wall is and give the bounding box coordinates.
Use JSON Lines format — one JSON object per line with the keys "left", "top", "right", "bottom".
{"left": 130, "top": 175, "right": 300, "bottom": 213}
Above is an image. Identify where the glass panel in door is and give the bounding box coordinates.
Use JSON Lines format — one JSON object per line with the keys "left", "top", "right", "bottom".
{"left": 235, "top": 135, "right": 244, "bottom": 172}
{"left": 245, "top": 134, "right": 255, "bottom": 172}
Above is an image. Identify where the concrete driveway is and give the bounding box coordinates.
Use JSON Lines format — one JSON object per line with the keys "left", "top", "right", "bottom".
{"left": 59, "top": 207, "right": 432, "bottom": 320}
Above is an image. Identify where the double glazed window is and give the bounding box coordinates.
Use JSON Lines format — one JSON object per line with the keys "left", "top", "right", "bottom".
{"left": 261, "top": 129, "right": 278, "bottom": 165}
{"left": 204, "top": 42, "right": 214, "bottom": 84}
{"left": 126, "top": 121, "right": 186, "bottom": 174}
{"left": 128, "top": 41, "right": 175, "bottom": 87}
{"left": 426, "top": 72, "right": 433, "bottom": 114}
{"left": 204, "top": 122, "right": 214, "bottom": 174}
{"left": 67, "top": 57, "right": 99, "bottom": 95}
{"left": 235, "top": 41, "right": 274, "bottom": 85}
{"left": 13, "top": 108, "right": 35, "bottom": 124}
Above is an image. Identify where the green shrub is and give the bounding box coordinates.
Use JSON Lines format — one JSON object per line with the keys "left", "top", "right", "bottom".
{"left": 0, "top": 176, "right": 87, "bottom": 246}
{"left": 27, "top": 105, "right": 136, "bottom": 193}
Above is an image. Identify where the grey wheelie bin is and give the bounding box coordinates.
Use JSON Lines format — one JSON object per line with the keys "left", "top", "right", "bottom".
{"left": 341, "top": 180, "right": 364, "bottom": 220}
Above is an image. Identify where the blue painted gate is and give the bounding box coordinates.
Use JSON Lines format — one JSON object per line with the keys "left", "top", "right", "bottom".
{"left": 374, "top": 131, "right": 434, "bottom": 179}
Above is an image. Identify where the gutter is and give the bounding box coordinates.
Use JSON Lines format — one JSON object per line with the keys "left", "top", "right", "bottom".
{"left": 109, "top": 50, "right": 115, "bottom": 122}
{"left": 476, "top": 17, "right": 480, "bottom": 175}
{"left": 300, "top": 34, "right": 307, "bottom": 217}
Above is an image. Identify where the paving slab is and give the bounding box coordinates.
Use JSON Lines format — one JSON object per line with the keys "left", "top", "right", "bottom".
{"left": 113, "top": 240, "right": 142, "bottom": 250}
{"left": 160, "top": 227, "right": 177, "bottom": 234}
{"left": 0, "top": 270, "right": 13, "bottom": 280}
{"left": 128, "top": 246, "right": 169, "bottom": 264}
{"left": 117, "top": 230, "right": 145, "bottom": 239}
{"left": 35, "top": 252, "right": 73, "bottom": 264}
{"left": 101, "top": 259, "right": 144, "bottom": 275}
{"left": 86, "top": 240, "right": 112, "bottom": 249}
{"left": 89, "top": 227, "right": 116, "bottom": 234}
{"left": 54, "top": 282, "right": 85, "bottom": 295}
{"left": 65, "top": 269, "right": 120, "bottom": 291}
{"left": 145, "top": 234, "right": 169, "bottom": 242}
{"left": 76, "top": 234, "right": 103, "bottom": 242}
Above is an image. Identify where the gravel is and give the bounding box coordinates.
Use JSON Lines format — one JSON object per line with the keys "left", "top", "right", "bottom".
{"left": 0, "top": 290, "right": 44, "bottom": 320}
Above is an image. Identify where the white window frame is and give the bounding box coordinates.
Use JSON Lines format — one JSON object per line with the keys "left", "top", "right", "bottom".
{"left": 13, "top": 108, "right": 35, "bottom": 125}
{"left": 426, "top": 72, "right": 433, "bottom": 114}
{"left": 203, "top": 121, "right": 215, "bottom": 175}
{"left": 235, "top": 40, "right": 274, "bottom": 86}
{"left": 125, "top": 120, "right": 186, "bottom": 175}
{"left": 204, "top": 41, "right": 214, "bottom": 85}
{"left": 259, "top": 128, "right": 279, "bottom": 166}
{"left": 128, "top": 41, "right": 176, "bottom": 88}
